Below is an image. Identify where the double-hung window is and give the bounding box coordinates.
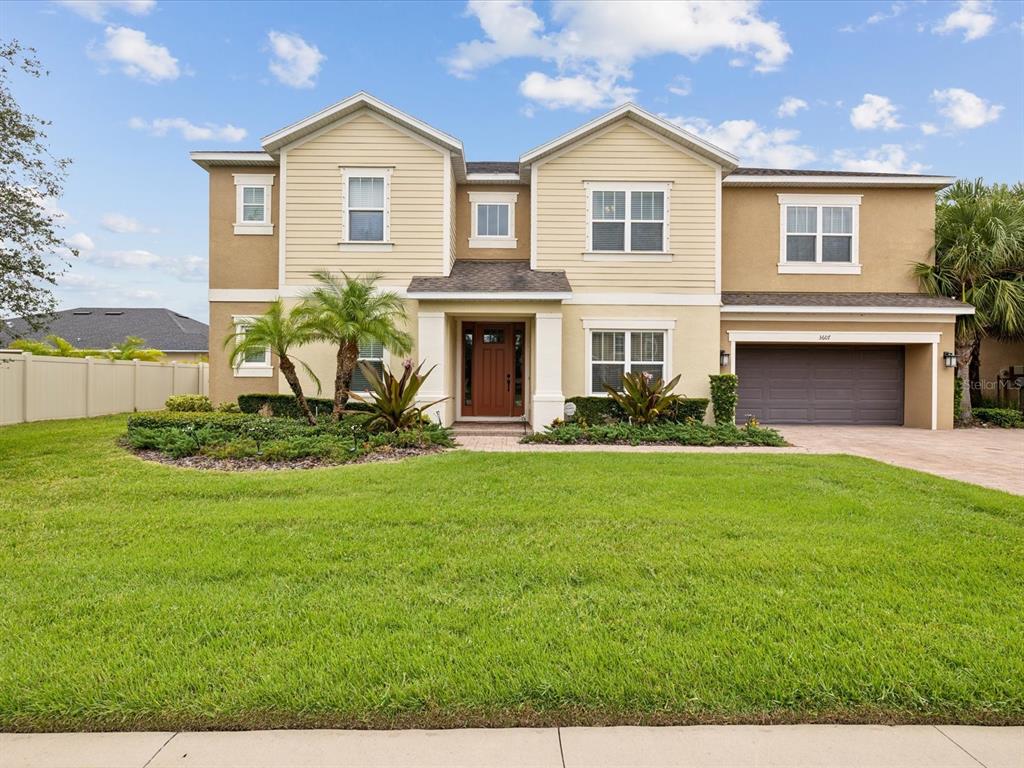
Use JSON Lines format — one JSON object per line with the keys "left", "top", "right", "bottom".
{"left": 586, "top": 182, "right": 670, "bottom": 256}
{"left": 468, "top": 191, "right": 518, "bottom": 249}
{"left": 779, "top": 194, "right": 861, "bottom": 273}
{"left": 589, "top": 328, "right": 669, "bottom": 394}
{"left": 232, "top": 317, "right": 272, "bottom": 377}
{"left": 350, "top": 339, "right": 385, "bottom": 392}
{"left": 232, "top": 174, "right": 274, "bottom": 235}
{"left": 341, "top": 168, "right": 392, "bottom": 250}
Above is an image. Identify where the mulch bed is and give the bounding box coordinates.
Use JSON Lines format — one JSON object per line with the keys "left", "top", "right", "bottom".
{"left": 130, "top": 445, "right": 446, "bottom": 472}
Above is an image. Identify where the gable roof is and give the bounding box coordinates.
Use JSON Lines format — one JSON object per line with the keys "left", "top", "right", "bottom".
{"left": 518, "top": 103, "right": 739, "bottom": 173}
{"left": 1, "top": 308, "right": 209, "bottom": 352}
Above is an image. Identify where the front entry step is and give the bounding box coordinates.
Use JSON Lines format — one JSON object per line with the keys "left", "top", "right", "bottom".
{"left": 452, "top": 421, "right": 529, "bottom": 438}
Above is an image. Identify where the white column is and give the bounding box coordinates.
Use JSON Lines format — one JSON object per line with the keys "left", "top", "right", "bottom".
{"left": 532, "top": 312, "right": 565, "bottom": 430}
{"left": 416, "top": 311, "right": 452, "bottom": 425}
{"left": 931, "top": 341, "right": 938, "bottom": 431}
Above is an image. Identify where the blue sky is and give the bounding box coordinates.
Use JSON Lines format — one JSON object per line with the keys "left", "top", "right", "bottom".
{"left": 4, "top": 0, "right": 1022, "bottom": 323}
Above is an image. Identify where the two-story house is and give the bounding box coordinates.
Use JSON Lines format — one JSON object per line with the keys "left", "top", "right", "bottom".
{"left": 192, "top": 93, "right": 972, "bottom": 430}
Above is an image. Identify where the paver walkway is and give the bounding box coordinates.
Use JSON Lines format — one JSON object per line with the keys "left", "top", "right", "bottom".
{"left": 455, "top": 426, "right": 1023, "bottom": 495}
{"left": 2, "top": 725, "right": 1020, "bottom": 767}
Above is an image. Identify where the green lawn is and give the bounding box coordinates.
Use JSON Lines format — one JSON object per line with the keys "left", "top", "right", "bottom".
{"left": 1, "top": 416, "right": 1022, "bottom": 731}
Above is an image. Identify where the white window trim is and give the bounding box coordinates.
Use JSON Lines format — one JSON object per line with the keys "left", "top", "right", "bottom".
{"left": 583, "top": 319, "right": 675, "bottom": 397}
{"left": 468, "top": 191, "right": 518, "bottom": 249}
{"left": 231, "top": 315, "right": 273, "bottom": 378}
{"left": 584, "top": 181, "right": 673, "bottom": 258}
{"left": 778, "top": 193, "right": 861, "bottom": 274}
{"left": 233, "top": 174, "right": 274, "bottom": 236}
{"left": 340, "top": 167, "right": 393, "bottom": 251}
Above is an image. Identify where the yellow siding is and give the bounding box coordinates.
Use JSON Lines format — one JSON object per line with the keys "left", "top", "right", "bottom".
{"left": 535, "top": 120, "right": 718, "bottom": 293}
{"left": 447, "top": 161, "right": 456, "bottom": 272}
{"left": 285, "top": 111, "right": 445, "bottom": 284}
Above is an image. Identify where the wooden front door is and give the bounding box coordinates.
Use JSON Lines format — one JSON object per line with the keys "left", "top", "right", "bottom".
{"left": 461, "top": 322, "right": 525, "bottom": 418}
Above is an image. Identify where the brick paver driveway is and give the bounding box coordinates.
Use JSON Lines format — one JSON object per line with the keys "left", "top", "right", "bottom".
{"left": 779, "top": 426, "right": 1023, "bottom": 495}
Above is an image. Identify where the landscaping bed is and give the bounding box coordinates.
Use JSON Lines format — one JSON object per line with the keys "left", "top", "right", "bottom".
{"left": 2, "top": 415, "right": 1022, "bottom": 730}
{"left": 524, "top": 420, "right": 787, "bottom": 447}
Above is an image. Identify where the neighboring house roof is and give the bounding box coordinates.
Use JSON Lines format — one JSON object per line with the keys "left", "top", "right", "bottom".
{"left": 722, "top": 292, "right": 974, "bottom": 314}
{"left": 408, "top": 260, "right": 572, "bottom": 298}
{"left": 724, "top": 167, "right": 954, "bottom": 188}
{"left": 466, "top": 161, "right": 519, "bottom": 175}
{"left": 1, "top": 308, "right": 209, "bottom": 351}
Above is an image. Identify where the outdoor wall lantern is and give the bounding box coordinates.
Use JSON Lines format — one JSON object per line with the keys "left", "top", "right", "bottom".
{"left": 943, "top": 351, "right": 957, "bottom": 369}
{"left": 720, "top": 349, "right": 731, "bottom": 368}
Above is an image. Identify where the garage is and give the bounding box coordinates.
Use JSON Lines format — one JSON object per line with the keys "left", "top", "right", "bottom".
{"left": 735, "top": 345, "right": 905, "bottom": 425}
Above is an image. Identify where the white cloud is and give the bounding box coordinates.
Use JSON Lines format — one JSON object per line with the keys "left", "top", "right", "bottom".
{"left": 931, "top": 87, "right": 1003, "bottom": 129}
{"left": 59, "top": 273, "right": 102, "bottom": 289}
{"left": 57, "top": 272, "right": 160, "bottom": 302}
{"left": 920, "top": 122, "right": 939, "bottom": 135}
{"left": 83, "top": 249, "right": 206, "bottom": 283}
{"left": 57, "top": 0, "right": 155, "bottom": 23}
{"left": 519, "top": 72, "right": 635, "bottom": 110}
{"left": 840, "top": 2, "right": 906, "bottom": 32}
{"left": 100, "top": 212, "right": 158, "bottom": 234}
{"left": 934, "top": 1, "right": 996, "bottom": 41}
{"left": 129, "top": 116, "right": 247, "bottom": 142}
{"left": 67, "top": 233, "right": 96, "bottom": 251}
{"left": 850, "top": 93, "right": 904, "bottom": 131}
{"left": 94, "top": 25, "right": 180, "bottom": 82}
{"left": 267, "top": 31, "right": 325, "bottom": 89}
{"left": 776, "top": 96, "right": 808, "bottom": 118}
{"left": 663, "top": 114, "right": 816, "bottom": 168}
{"left": 93, "top": 249, "right": 162, "bottom": 268}
{"left": 448, "top": 1, "right": 791, "bottom": 110}
{"left": 667, "top": 75, "right": 692, "bottom": 97}
{"left": 832, "top": 144, "right": 927, "bottom": 173}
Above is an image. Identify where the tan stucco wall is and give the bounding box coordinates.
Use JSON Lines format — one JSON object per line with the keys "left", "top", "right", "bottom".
{"left": 284, "top": 110, "right": 446, "bottom": 285}
{"left": 720, "top": 315, "right": 956, "bottom": 429}
{"left": 534, "top": 118, "right": 718, "bottom": 293}
{"left": 208, "top": 301, "right": 278, "bottom": 405}
{"left": 978, "top": 337, "right": 1024, "bottom": 402}
{"left": 454, "top": 184, "right": 531, "bottom": 261}
{"left": 207, "top": 166, "right": 280, "bottom": 290}
{"left": 722, "top": 186, "right": 936, "bottom": 293}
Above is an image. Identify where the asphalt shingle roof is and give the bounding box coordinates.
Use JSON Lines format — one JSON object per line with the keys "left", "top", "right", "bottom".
{"left": 722, "top": 292, "right": 971, "bottom": 309}
{"left": 408, "top": 260, "right": 571, "bottom": 294}
{"left": 1, "top": 307, "right": 209, "bottom": 351}
{"left": 466, "top": 161, "right": 520, "bottom": 175}
{"left": 728, "top": 167, "right": 937, "bottom": 178}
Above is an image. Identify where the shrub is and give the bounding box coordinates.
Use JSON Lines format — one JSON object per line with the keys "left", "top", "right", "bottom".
{"left": 603, "top": 371, "right": 683, "bottom": 425}
{"left": 165, "top": 394, "right": 214, "bottom": 412}
{"left": 953, "top": 376, "right": 963, "bottom": 423}
{"left": 709, "top": 374, "right": 739, "bottom": 425}
{"left": 366, "top": 423, "right": 455, "bottom": 450}
{"left": 972, "top": 408, "right": 1024, "bottom": 428}
{"left": 349, "top": 360, "right": 447, "bottom": 431}
{"left": 238, "top": 393, "right": 371, "bottom": 420}
{"left": 216, "top": 402, "right": 241, "bottom": 413}
{"left": 566, "top": 396, "right": 708, "bottom": 425}
{"left": 128, "top": 411, "right": 259, "bottom": 433}
{"left": 523, "top": 420, "right": 786, "bottom": 447}
{"left": 202, "top": 439, "right": 258, "bottom": 460}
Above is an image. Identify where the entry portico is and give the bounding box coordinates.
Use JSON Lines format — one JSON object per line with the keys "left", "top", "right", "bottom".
{"left": 408, "top": 261, "right": 572, "bottom": 428}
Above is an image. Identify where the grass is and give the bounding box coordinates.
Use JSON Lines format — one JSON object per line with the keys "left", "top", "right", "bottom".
{"left": 1, "top": 415, "right": 1022, "bottom": 731}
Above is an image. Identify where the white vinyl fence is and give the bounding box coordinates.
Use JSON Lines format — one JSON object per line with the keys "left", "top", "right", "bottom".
{"left": 0, "top": 351, "right": 209, "bottom": 426}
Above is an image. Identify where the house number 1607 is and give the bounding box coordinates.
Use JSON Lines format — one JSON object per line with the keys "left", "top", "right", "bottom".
{"left": 819, "top": 334, "right": 832, "bottom": 341}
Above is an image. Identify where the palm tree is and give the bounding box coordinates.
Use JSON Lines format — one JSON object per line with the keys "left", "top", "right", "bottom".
{"left": 914, "top": 179, "right": 1024, "bottom": 423}
{"left": 224, "top": 300, "right": 321, "bottom": 425}
{"left": 299, "top": 271, "right": 412, "bottom": 420}
{"left": 107, "top": 336, "right": 164, "bottom": 362}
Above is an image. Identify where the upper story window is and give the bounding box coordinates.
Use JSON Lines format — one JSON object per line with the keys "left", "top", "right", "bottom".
{"left": 341, "top": 167, "right": 393, "bottom": 252}
{"left": 778, "top": 194, "right": 862, "bottom": 274}
{"left": 233, "top": 174, "right": 274, "bottom": 236}
{"left": 584, "top": 182, "right": 672, "bottom": 261}
{"left": 468, "top": 191, "right": 518, "bottom": 249}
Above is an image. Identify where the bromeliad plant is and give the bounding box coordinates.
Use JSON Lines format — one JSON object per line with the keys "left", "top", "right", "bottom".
{"left": 349, "top": 359, "right": 448, "bottom": 431}
{"left": 603, "top": 370, "right": 683, "bottom": 425}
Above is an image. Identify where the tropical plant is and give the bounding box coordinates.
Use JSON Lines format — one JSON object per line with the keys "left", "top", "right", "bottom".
{"left": 107, "top": 336, "right": 163, "bottom": 361}
{"left": 299, "top": 271, "right": 412, "bottom": 420}
{"left": 8, "top": 333, "right": 162, "bottom": 360}
{"left": 914, "top": 179, "right": 1024, "bottom": 423}
{"left": 349, "top": 359, "right": 447, "bottom": 431}
{"left": 224, "top": 300, "right": 321, "bottom": 425}
{"left": 603, "top": 370, "right": 683, "bottom": 425}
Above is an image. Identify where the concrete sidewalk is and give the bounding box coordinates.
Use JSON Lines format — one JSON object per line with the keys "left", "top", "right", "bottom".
{"left": 2, "top": 725, "right": 1021, "bottom": 768}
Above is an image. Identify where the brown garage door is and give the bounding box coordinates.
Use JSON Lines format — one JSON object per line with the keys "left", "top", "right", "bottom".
{"left": 736, "top": 345, "right": 905, "bottom": 425}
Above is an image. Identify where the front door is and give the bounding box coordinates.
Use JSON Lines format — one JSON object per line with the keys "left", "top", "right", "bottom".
{"left": 461, "top": 322, "right": 525, "bottom": 418}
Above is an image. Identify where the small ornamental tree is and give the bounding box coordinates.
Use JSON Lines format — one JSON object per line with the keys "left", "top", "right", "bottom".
{"left": 709, "top": 374, "right": 739, "bottom": 425}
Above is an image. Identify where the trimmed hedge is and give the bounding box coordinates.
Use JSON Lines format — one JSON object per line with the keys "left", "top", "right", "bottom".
{"left": 164, "top": 394, "right": 213, "bottom": 412}
{"left": 709, "top": 374, "right": 739, "bottom": 425}
{"left": 237, "top": 393, "right": 371, "bottom": 420}
{"left": 523, "top": 420, "right": 787, "bottom": 447}
{"left": 972, "top": 407, "right": 1024, "bottom": 428}
{"left": 566, "top": 396, "right": 709, "bottom": 425}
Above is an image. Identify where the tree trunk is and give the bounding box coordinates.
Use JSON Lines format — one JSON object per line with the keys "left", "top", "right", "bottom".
{"left": 968, "top": 337, "right": 982, "bottom": 407}
{"left": 279, "top": 355, "right": 316, "bottom": 426}
{"left": 332, "top": 339, "right": 360, "bottom": 421}
{"left": 956, "top": 339, "right": 974, "bottom": 425}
